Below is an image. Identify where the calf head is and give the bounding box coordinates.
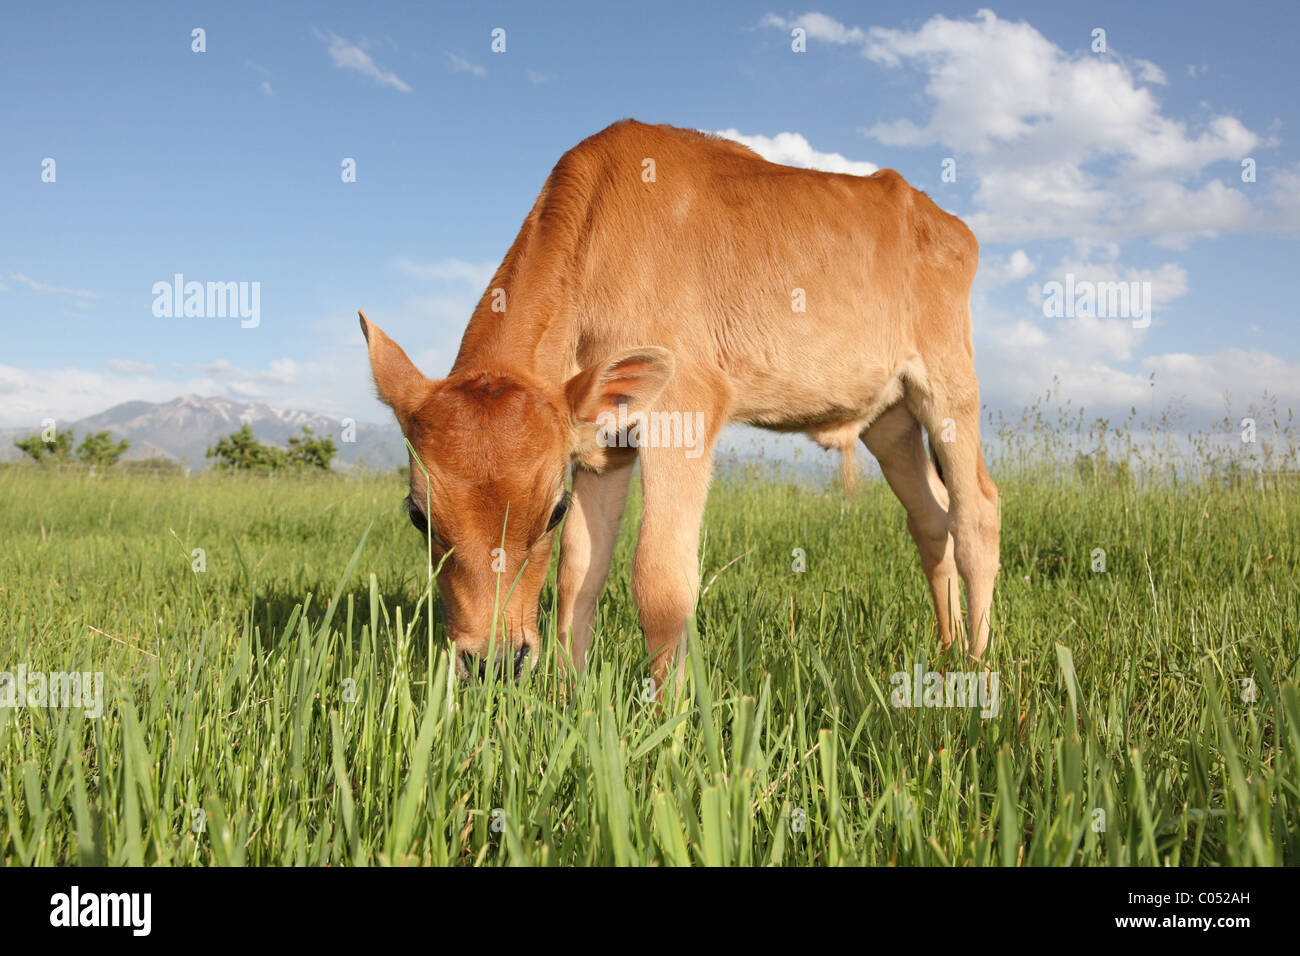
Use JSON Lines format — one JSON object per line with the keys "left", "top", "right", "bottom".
{"left": 359, "top": 311, "right": 672, "bottom": 679}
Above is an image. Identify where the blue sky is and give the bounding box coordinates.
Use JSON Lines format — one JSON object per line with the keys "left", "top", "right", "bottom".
{"left": 2, "top": 1, "right": 1297, "bottom": 431}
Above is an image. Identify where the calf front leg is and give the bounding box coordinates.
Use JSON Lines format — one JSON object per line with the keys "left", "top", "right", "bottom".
{"left": 555, "top": 455, "right": 635, "bottom": 672}
{"left": 631, "top": 438, "right": 717, "bottom": 693}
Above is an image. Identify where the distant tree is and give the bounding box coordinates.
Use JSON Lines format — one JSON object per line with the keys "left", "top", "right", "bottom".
{"left": 14, "top": 429, "right": 74, "bottom": 463}
{"left": 122, "top": 455, "right": 182, "bottom": 475}
{"left": 286, "top": 426, "right": 337, "bottom": 471}
{"left": 206, "top": 424, "right": 336, "bottom": 472}
{"left": 76, "top": 430, "right": 131, "bottom": 467}
{"left": 206, "top": 424, "right": 287, "bottom": 471}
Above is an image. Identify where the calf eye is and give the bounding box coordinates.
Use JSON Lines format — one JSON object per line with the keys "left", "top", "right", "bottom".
{"left": 406, "top": 494, "right": 429, "bottom": 535}
{"left": 546, "top": 492, "right": 570, "bottom": 533}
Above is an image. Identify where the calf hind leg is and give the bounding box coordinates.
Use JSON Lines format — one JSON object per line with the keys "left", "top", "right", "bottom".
{"left": 862, "top": 402, "right": 961, "bottom": 651}
{"left": 908, "top": 387, "right": 1000, "bottom": 658}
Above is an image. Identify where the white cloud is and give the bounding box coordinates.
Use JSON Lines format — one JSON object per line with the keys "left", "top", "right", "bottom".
{"left": 0, "top": 365, "right": 183, "bottom": 426}
{"left": 988, "top": 318, "right": 1049, "bottom": 351}
{"left": 978, "top": 249, "right": 1036, "bottom": 287}
{"left": 1021, "top": 249, "right": 1188, "bottom": 361}
{"left": 8, "top": 273, "right": 99, "bottom": 298}
{"left": 968, "top": 246, "right": 1277, "bottom": 416}
{"left": 1140, "top": 349, "right": 1300, "bottom": 409}
{"left": 711, "top": 128, "right": 877, "bottom": 175}
{"left": 447, "top": 53, "right": 486, "bottom": 77}
{"left": 409, "top": 296, "right": 474, "bottom": 328}
{"left": 107, "top": 359, "right": 155, "bottom": 375}
{"left": 197, "top": 358, "right": 299, "bottom": 391}
{"left": 245, "top": 61, "right": 275, "bottom": 96}
{"left": 316, "top": 30, "right": 411, "bottom": 92}
{"left": 0, "top": 355, "right": 380, "bottom": 427}
{"left": 760, "top": 12, "right": 865, "bottom": 45}
{"left": 1134, "top": 58, "right": 1167, "bottom": 85}
{"left": 762, "top": 10, "right": 1295, "bottom": 244}
{"left": 977, "top": 337, "right": 1300, "bottom": 417}
{"left": 396, "top": 257, "right": 496, "bottom": 286}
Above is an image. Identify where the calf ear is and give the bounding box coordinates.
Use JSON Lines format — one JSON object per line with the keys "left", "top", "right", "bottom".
{"left": 565, "top": 347, "right": 674, "bottom": 426}
{"left": 359, "top": 311, "right": 429, "bottom": 426}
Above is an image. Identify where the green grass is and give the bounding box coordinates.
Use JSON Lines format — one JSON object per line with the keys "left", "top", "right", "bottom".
{"left": 0, "top": 461, "right": 1297, "bottom": 865}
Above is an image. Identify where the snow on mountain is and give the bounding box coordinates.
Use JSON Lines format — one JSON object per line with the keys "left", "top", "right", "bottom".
{"left": 0, "top": 395, "right": 405, "bottom": 470}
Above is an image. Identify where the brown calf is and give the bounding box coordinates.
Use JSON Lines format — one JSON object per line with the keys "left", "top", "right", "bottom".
{"left": 361, "top": 119, "right": 999, "bottom": 683}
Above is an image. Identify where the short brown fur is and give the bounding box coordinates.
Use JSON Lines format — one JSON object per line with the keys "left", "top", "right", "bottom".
{"left": 362, "top": 119, "right": 999, "bottom": 683}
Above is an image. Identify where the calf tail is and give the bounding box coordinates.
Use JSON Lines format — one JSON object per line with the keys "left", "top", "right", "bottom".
{"left": 840, "top": 446, "right": 859, "bottom": 491}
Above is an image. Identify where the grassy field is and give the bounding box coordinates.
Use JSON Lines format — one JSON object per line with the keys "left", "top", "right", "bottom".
{"left": 1, "top": 451, "right": 1297, "bottom": 866}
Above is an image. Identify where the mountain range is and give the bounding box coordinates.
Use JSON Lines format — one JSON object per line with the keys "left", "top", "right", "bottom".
{"left": 0, "top": 395, "right": 406, "bottom": 470}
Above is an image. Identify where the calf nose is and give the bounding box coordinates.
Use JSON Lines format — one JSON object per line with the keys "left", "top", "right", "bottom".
{"left": 458, "top": 645, "right": 531, "bottom": 681}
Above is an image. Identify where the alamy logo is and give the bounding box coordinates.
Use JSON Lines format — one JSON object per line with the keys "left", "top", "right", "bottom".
{"left": 49, "top": 886, "right": 151, "bottom": 936}
{"left": 1041, "top": 274, "right": 1152, "bottom": 329}
{"left": 890, "top": 664, "right": 1000, "bottom": 718}
{"left": 596, "top": 403, "right": 706, "bottom": 459}
{"left": 151, "top": 273, "right": 260, "bottom": 328}
{"left": 0, "top": 666, "right": 103, "bottom": 719}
